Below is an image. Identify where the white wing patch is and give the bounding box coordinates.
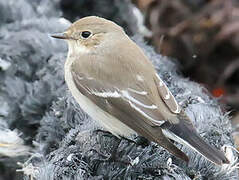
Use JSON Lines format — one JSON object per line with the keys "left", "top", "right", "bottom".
{"left": 91, "top": 91, "right": 121, "bottom": 98}
{"left": 128, "top": 88, "right": 148, "bottom": 95}
{"left": 91, "top": 87, "right": 164, "bottom": 126}
{"left": 155, "top": 74, "right": 181, "bottom": 114}
{"left": 122, "top": 89, "right": 164, "bottom": 126}
{"left": 122, "top": 90, "right": 157, "bottom": 109}
{"left": 128, "top": 101, "right": 164, "bottom": 126}
{"left": 123, "top": 89, "right": 164, "bottom": 125}
{"left": 164, "top": 93, "right": 170, "bottom": 100}
{"left": 136, "top": 75, "right": 144, "bottom": 82}
{"left": 91, "top": 89, "right": 156, "bottom": 109}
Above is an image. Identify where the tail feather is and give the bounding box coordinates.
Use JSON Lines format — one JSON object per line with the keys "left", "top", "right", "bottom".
{"left": 153, "top": 132, "right": 189, "bottom": 163}
{"left": 161, "top": 121, "right": 229, "bottom": 165}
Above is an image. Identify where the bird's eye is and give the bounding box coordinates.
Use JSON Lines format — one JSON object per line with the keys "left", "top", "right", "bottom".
{"left": 81, "top": 31, "right": 91, "bottom": 39}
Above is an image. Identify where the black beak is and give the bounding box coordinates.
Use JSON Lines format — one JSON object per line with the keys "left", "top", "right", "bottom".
{"left": 51, "top": 32, "right": 68, "bottom": 39}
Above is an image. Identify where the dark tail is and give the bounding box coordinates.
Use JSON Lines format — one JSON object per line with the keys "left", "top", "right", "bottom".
{"left": 161, "top": 121, "right": 229, "bottom": 165}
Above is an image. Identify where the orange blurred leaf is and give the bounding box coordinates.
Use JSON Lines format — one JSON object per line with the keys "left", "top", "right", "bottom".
{"left": 212, "top": 87, "right": 226, "bottom": 97}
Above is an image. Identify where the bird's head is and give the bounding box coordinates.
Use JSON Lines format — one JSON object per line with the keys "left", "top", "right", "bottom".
{"left": 51, "top": 16, "right": 125, "bottom": 54}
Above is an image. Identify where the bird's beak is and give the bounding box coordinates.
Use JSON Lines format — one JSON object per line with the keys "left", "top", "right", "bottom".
{"left": 51, "top": 32, "right": 69, "bottom": 40}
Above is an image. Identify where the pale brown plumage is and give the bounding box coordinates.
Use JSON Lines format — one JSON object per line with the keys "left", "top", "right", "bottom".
{"left": 51, "top": 16, "right": 229, "bottom": 165}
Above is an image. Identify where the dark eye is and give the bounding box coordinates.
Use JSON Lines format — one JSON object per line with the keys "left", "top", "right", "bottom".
{"left": 81, "top": 31, "right": 91, "bottom": 39}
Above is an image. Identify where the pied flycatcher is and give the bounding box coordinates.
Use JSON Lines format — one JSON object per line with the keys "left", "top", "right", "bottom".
{"left": 51, "top": 16, "right": 229, "bottom": 165}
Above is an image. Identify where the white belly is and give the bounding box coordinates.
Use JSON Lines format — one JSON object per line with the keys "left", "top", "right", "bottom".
{"left": 64, "top": 64, "right": 135, "bottom": 137}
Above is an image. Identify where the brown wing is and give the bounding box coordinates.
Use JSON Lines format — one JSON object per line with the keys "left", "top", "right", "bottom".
{"left": 71, "top": 66, "right": 189, "bottom": 162}
{"left": 153, "top": 73, "right": 195, "bottom": 128}
{"left": 71, "top": 68, "right": 165, "bottom": 127}
{"left": 154, "top": 73, "right": 181, "bottom": 114}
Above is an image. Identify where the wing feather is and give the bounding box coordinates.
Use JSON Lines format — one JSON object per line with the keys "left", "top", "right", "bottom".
{"left": 154, "top": 74, "right": 181, "bottom": 114}
{"left": 71, "top": 68, "right": 165, "bottom": 127}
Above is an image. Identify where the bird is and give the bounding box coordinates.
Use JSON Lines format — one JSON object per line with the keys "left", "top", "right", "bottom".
{"left": 51, "top": 16, "right": 229, "bottom": 165}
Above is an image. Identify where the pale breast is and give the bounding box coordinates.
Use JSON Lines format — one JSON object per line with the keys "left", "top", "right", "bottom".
{"left": 64, "top": 59, "right": 136, "bottom": 137}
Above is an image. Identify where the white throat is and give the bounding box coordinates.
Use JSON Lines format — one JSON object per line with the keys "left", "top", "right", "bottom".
{"left": 67, "top": 40, "right": 90, "bottom": 55}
